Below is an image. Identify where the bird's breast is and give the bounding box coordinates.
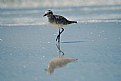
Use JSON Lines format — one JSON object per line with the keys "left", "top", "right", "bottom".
{"left": 48, "top": 18, "right": 64, "bottom": 28}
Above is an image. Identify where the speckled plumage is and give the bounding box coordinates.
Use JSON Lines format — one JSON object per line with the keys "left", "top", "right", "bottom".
{"left": 43, "top": 10, "right": 77, "bottom": 27}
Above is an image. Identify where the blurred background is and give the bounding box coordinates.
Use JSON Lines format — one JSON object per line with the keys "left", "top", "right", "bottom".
{"left": 0, "top": 0, "right": 121, "bottom": 8}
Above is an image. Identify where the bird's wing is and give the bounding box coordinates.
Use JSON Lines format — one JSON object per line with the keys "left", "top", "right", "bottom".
{"left": 54, "top": 15, "right": 69, "bottom": 24}
{"left": 55, "top": 15, "right": 68, "bottom": 21}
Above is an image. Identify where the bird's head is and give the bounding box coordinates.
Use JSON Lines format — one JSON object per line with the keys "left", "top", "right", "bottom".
{"left": 43, "top": 10, "right": 53, "bottom": 17}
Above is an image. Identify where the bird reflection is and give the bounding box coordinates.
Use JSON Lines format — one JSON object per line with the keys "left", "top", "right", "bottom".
{"left": 56, "top": 42, "right": 64, "bottom": 56}
{"left": 47, "top": 56, "right": 78, "bottom": 74}
{"left": 45, "top": 39, "right": 78, "bottom": 74}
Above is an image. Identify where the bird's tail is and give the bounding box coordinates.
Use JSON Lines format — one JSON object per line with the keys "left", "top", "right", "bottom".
{"left": 68, "top": 21, "right": 77, "bottom": 24}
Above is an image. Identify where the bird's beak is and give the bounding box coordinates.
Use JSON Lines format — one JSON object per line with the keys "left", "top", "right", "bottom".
{"left": 43, "top": 14, "right": 47, "bottom": 17}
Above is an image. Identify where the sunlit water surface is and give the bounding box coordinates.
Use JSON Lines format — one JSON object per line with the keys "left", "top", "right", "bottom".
{"left": 0, "top": 5, "right": 121, "bottom": 81}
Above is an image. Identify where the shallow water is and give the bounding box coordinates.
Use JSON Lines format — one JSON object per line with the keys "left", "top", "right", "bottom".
{"left": 0, "top": 5, "right": 121, "bottom": 81}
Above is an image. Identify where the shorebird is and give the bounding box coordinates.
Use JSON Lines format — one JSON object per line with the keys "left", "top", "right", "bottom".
{"left": 43, "top": 10, "right": 77, "bottom": 55}
{"left": 43, "top": 10, "right": 77, "bottom": 43}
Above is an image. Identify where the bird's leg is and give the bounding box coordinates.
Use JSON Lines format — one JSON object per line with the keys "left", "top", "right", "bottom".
{"left": 56, "top": 28, "right": 65, "bottom": 56}
{"left": 56, "top": 28, "right": 64, "bottom": 43}
{"left": 56, "top": 28, "right": 60, "bottom": 42}
{"left": 58, "top": 28, "right": 61, "bottom": 55}
{"left": 60, "top": 28, "right": 64, "bottom": 35}
{"left": 56, "top": 28, "right": 64, "bottom": 56}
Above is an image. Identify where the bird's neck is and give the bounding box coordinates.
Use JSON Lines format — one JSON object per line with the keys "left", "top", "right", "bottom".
{"left": 47, "top": 14, "right": 53, "bottom": 18}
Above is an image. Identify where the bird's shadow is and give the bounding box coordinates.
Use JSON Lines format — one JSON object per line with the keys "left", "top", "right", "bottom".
{"left": 61, "top": 40, "right": 88, "bottom": 44}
